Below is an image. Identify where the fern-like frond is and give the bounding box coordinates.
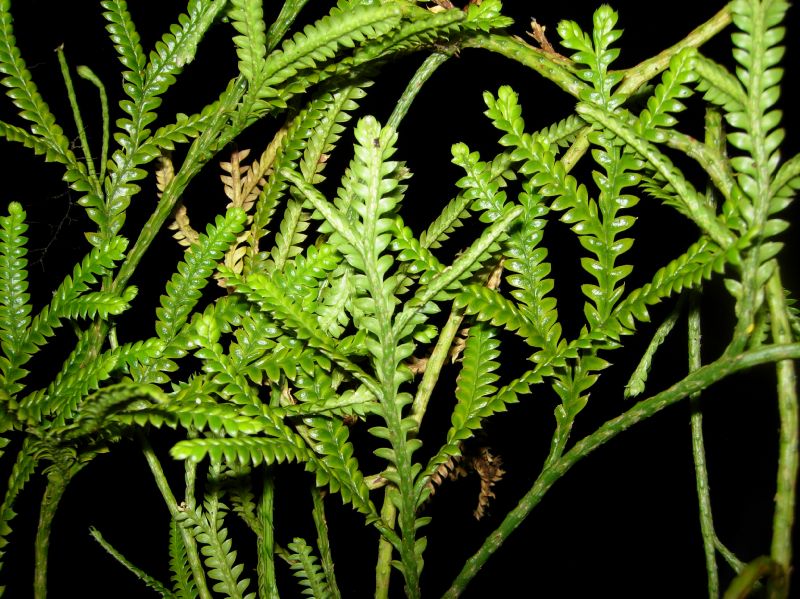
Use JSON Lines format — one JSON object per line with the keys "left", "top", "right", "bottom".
{"left": 155, "top": 209, "right": 247, "bottom": 345}
{"left": 612, "top": 238, "right": 726, "bottom": 330}
{"left": 99, "top": 0, "right": 226, "bottom": 243}
{"left": 169, "top": 517, "right": 198, "bottom": 599}
{"left": 177, "top": 479, "right": 255, "bottom": 599}
{"left": 0, "top": 1, "right": 78, "bottom": 166}
{"left": 229, "top": 0, "right": 267, "bottom": 87}
{"left": 287, "top": 537, "right": 331, "bottom": 598}
{"left": 258, "top": 3, "right": 403, "bottom": 107}
{"left": 448, "top": 322, "right": 501, "bottom": 445}
{"left": 556, "top": 5, "right": 624, "bottom": 106}
{"left": 454, "top": 284, "right": 543, "bottom": 346}
{"left": 0, "top": 440, "right": 36, "bottom": 582}
{"left": 637, "top": 48, "right": 698, "bottom": 138}
{"left": 172, "top": 436, "right": 309, "bottom": 467}
{"left": 89, "top": 527, "right": 176, "bottom": 597}
{"left": 0, "top": 202, "right": 30, "bottom": 396}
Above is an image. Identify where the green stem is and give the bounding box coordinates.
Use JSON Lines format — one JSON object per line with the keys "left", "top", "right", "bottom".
{"left": 688, "top": 296, "right": 719, "bottom": 599}
{"left": 411, "top": 306, "right": 464, "bottom": 429}
{"left": 462, "top": 34, "right": 586, "bottom": 99}
{"left": 76, "top": 65, "right": 109, "bottom": 182}
{"left": 766, "top": 270, "right": 797, "bottom": 598}
{"left": 56, "top": 47, "right": 99, "bottom": 191}
{"left": 443, "top": 342, "right": 800, "bottom": 597}
{"left": 33, "top": 469, "right": 72, "bottom": 599}
{"left": 375, "top": 487, "right": 398, "bottom": 599}
{"left": 311, "top": 486, "right": 340, "bottom": 599}
{"left": 617, "top": 5, "right": 731, "bottom": 96}
{"left": 257, "top": 469, "right": 278, "bottom": 599}
{"left": 139, "top": 435, "right": 212, "bottom": 599}
{"left": 386, "top": 52, "right": 449, "bottom": 132}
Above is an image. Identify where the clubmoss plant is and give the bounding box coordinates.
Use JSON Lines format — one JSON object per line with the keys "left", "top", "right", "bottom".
{"left": 0, "top": 1, "right": 797, "bottom": 597}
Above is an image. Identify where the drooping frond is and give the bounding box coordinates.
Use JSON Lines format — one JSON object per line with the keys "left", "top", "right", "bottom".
{"left": 257, "top": 3, "right": 403, "bottom": 108}
{"left": 0, "top": 202, "right": 30, "bottom": 396}
{"left": 177, "top": 481, "right": 255, "bottom": 599}
{"left": 0, "top": 441, "right": 36, "bottom": 583}
{"left": 286, "top": 537, "right": 331, "bottom": 598}
{"left": 89, "top": 527, "right": 176, "bottom": 597}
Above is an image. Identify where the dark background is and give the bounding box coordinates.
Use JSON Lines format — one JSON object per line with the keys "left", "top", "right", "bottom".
{"left": 1, "top": 1, "right": 798, "bottom": 597}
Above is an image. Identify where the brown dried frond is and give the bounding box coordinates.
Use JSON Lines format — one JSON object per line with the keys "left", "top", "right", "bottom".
{"left": 470, "top": 447, "right": 504, "bottom": 520}
{"left": 527, "top": 19, "right": 555, "bottom": 54}
{"left": 220, "top": 148, "right": 252, "bottom": 207}
{"left": 156, "top": 154, "right": 174, "bottom": 198}
{"left": 406, "top": 355, "right": 429, "bottom": 376}
{"left": 449, "top": 327, "right": 470, "bottom": 364}
{"left": 487, "top": 258, "right": 504, "bottom": 290}
{"left": 168, "top": 203, "right": 199, "bottom": 248}
{"left": 426, "top": 451, "right": 467, "bottom": 498}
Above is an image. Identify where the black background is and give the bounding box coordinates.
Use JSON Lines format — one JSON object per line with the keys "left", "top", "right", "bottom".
{"left": 1, "top": 1, "right": 798, "bottom": 597}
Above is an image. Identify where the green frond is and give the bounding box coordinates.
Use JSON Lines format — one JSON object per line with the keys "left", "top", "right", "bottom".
{"left": 303, "top": 411, "right": 375, "bottom": 517}
{"left": 448, "top": 322, "right": 501, "bottom": 444}
{"left": 0, "top": 119, "right": 52, "bottom": 157}
{"left": 59, "top": 287, "right": 137, "bottom": 321}
{"left": 503, "top": 182, "right": 561, "bottom": 355}
{"left": 169, "top": 518, "right": 198, "bottom": 599}
{"left": 172, "top": 436, "right": 309, "bottom": 467}
{"left": 258, "top": 3, "right": 403, "bottom": 107}
{"left": 20, "top": 331, "right": 120, "bottom": 425}
{"left": 535, "top": 114, "right": 586, "bottom": 149}
{"left": 693, "top": 54, "right": 747, "bottom": 114}
{"left": 264, "top": 199, "right": 311, "bottom": 274}
{"left": 287, "top": 537, "right": 331, "bottom": 598}
{"left": 556, "top": 5, "right": 624, "bottom": 106}
{"left": 454, "top": 284, "right": 543, "bottom": 346}
{"left": 300, "top": 84, "right": 369, "bottom": 185}
{"left": 317, "top": 265, "right": 353, "bottom": 338}
{"left": 0, "top": 440, "right": 36, "bottom": 581}
{"left": 612, "top": 238, "right": 726, "bottom": 330}
{"left": 638, "top": 48, "right": 698, "bottom": 136}
{"left": 576, "top": 102, "right": 736, "bottom": 249}
{"left": 0, "top": 202, "right": 30, "bottom": 396}
{"left": 89, "top": 527, "right": 176, "bottom": 597}
{"left": 399, "top": 203, "right": 524, "bottom": 338}
{"left": 725, "top": 0, "right": 789, "bottom": 236}
{"left": 177, "top": 483, "right": 255, "bottom": 599}
{"left": 451, "top": 142, "right": 508, "bottom": 224}
{"left": 229, "top": 0, "right": 267, "bottom": 86}
{"left": 351, "top": 5, "right": 464, "bottom": 65}
{"left": 151, "top": 111, "right": 213, "bottom": 151}
{"left": 265, "top": 0, "right": 311, "bottom": 52}
{"left": 155, "top": 209, "right": 247, "bottom": 344}
{"left": 246, "top": 92, "right": 340, "bottom": 272}
{"left": 0, "top": 0, "right": 75, "bottom": 164}
{"left": 67, "top": 382, "right": 168, "bottom": 440}
{"left": 100, "top": 0, "right": 225, "bottom": 243}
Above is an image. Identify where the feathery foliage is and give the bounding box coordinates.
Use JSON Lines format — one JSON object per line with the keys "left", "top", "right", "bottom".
{"left": 0, "top": 1, "right": 797, "bottom": 598}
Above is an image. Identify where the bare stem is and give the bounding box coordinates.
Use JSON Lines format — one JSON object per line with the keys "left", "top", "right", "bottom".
{"left": 766, "top": 270, "right": 798, "bottom": 598}
{"left": 443, "top": 342, "right": 800, "bottom": 597}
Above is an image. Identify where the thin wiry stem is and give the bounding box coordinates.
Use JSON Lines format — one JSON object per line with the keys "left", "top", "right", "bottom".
{"left": 257, "top": 470, "right": 279, "bottom": 599}
{"left": 76, "top": 65, "right": 109, "bottom": 182}
{"left": 56, "top": 47, "right": 99, "bottom": 191}
{"left": 311, "top": 486, "right": 340, "bottom": 599}
{"left": 443, "top": 342, "right": 800, "bottom": 597}
{"left": 766, "top": 270, "right": 798, "bottom": 597}
{"left": 139, "top": 434, "right": 212, "bottom": 599}
{"left": 689, "top": 296, "right": 719, "bottom": 599}
{"left": 387, "top": 51, "right": 450, "bottom": 132}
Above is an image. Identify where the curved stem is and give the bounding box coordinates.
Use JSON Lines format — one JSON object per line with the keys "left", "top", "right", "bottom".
{"left": 443, "top": 342, "right": 800, "bottom": 598}
{"left": 33, "top": 470, "right": 71, "bottom": 599}
{"left": 375, "top": 488, "right": 398, "bottom": 599}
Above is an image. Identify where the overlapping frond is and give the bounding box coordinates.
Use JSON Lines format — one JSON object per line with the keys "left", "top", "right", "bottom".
{"left": 287, "top": 537, "right": 331, "bottom": 598}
